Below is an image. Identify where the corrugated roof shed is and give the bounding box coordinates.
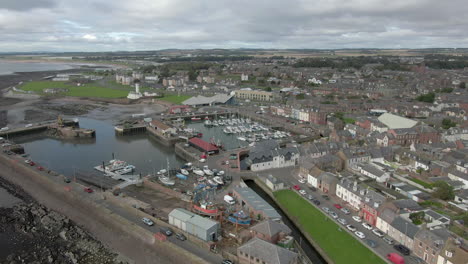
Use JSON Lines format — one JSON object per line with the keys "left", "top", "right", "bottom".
{"left": 234, "top": 187, "right": 281, "bottom": 220}
{"left": 378, "top": 113, "right": 418, "bottom": 129}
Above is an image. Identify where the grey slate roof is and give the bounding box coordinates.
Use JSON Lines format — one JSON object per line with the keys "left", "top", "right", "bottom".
{"left": 182, "top": 94, "right": 233, "bottom": 106}
{"left": 238, "top": 237, "right": 298, "bottom": 264}
{"left": 250, "top": 220, "right": 291, "bottom": 237}
{"left": 248, "top": 140, "right": 298, "bottom": 165}
{"left": 393, "top": 199, "right": 423, "bottom": 212}
{"left": 390, "top": 217, "right": 419, "bottom": 239}
{"left": 234, "top": 187, "right": 281, "bottom": 220}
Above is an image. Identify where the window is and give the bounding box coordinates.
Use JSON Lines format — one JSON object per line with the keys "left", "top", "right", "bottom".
{"left": 445, "top": 250, "right": 453, "bottom": 258}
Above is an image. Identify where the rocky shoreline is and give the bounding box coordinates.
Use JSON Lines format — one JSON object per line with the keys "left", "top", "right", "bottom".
{"left": 0, "top": 177, "right": 128, "bottom": 264}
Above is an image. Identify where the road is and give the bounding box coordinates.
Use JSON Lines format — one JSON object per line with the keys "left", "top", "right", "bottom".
{"left": 277, "top": 173, "right": 425, "bottom": 264}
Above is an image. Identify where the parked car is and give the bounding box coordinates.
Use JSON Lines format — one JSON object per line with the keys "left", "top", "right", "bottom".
{"left": 313, "top": 200, "right": 320, "bottom": 205}
{"left": 298, "top": 178, "right": 306, "bottom": 184}
{"left": 372, "top": 229, "right": 385, "bottom": 238}
{"left": 333, "top": 204, "right": 342, "bottom": 209}
{"left": 383, "top": 236, "right": 394, "bottom": 245}
{"left": 307, "top": 194, "right": 314, "bottom": 200}
{"left": 175, "top": 233, "right": 187, "bottom": 241}
{"left": 355, "top": 231, "right": 366, "bottom": 239}
{"left": 386, "top": 253, "right": 404, "bottom": 264}
{"left": 366, "top": 239, "right": 377, "bottom": 248}
{"left": 142, "top": 217, "right": 154, "bottom": 226}
{"left": 293, "top": 185, "right": 301, "bottom": 191}
{"left": 362, "top": 222, "right": 373, "bottom": 230}
{"left": 322, "top": 195, "right": 330, "bottom": 200}
{"left": 352, "top": 216, "right": 362, "bottom": 222}
{"left": 346, "top": 225, "right": 357, "bottom": 232}
{"left": 322, "top": 207, "right": 330, "bottom": 213}
{"left": 222, "top": 260, "right": 234, "bottom": 264}
{"left": 299, "top": 190, "right": 306, "bottom": 195}
{"left": 338, "top": 218, "right": 347, "bottom": 225}
{"left": 308, "top": 186, "right": 317, "bottom": 192}
{"left": 160, "top": 227, "right": 173, "bottom": 236}
{"left": 393, "top": 244, "right": 410, "bottom": 256}
{"left": 341, "top": 208, "right": 350, "bottom": 215}
{"left": 329, "top": 212, "right": 338, "bottom": 219}
{"left": 63, "top": 178, "right": 71, "bottom": 183}
{"left": 83, "top": 187, "right": 93, "bottom": 193}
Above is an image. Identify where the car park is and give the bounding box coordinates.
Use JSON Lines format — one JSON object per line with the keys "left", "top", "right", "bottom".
{"left": 366, "top": 239, "right": 377, "bottom": 248}
{"left": 299, "top": 190, "right": 306, "bottom": 195}
{"left": 355, "top": 231, "right": 366, "bottom": 239}
{"left": 329, "top": 212, "right": 338, "bottom": 219}
{"left": 322, "top": 207, "right": 330, "bottom": 213}
{"left": 333, "top": 204, "right": 342, "bottom": 209}
{"left": 175, "top": 233, "right": 187, "bottom": 241}
{"left": 393, "top": 244, "right": 410, "bottom": 255}
{"left": 346, "top": 225, "right": 357, "bottom": 232}
{"left": 362, "top": 222, "right": 373, "bottom": 230}
{"left": 352, "top": 216, "right": 362, "bottom": 222}
{"left": 372, "top": 229, "right": 385, "bottom": 238}
{"left": 341, "top": 208, "right": 350, "bottom": 215}
{"left": 338, "top": 218, "right": 347, "bottom": 225}
{"left": 293, "top": 185, "right": 301, "bottom": 191}
{"left": 142, "top": 217, "right": 154, "bottom": 226}
{"left": 383, "top": 236, "right": 394, "bottom": 245}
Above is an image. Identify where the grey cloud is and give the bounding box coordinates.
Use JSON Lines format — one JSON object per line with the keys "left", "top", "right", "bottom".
{"left": 0, "top": 0, "right": 55, "bottom": 11}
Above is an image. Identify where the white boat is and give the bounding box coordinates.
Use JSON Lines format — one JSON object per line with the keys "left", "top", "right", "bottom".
{"left": 199, "top": 158, "right": 206, "bottom": 163}
{"left": 159, "top": 176, "right": 175, "bottom": 186}
{"left": 207, "top": 179, "right": 217, "bottom": 186}
{"left": 197, "top": 176, "right": 207, "bottom": 182}
{"left": 204, "top": 120, "right": 213, "bottom": 127}
{"left": 114, "top": 165, "right": 136, "bottom": 175}
{"left": 237, "top": 136, "right": 247, "bottom": 141}
{"left": 213, "top": 176, "right": 224, "bottom": 185}
{"left": 193, "top": 169, "right": 205, "bottom": 176}
{"left": 157, "top": 169, "right": 167, "bottom": 175}
{"left": 203, "top": 169, "right": 214, "bottom": 176}
{"left": 104, "top": 159, "right": 127, "bottom": 172}
{"left": 217, "top": 170, "right": 225, "bottom": 176}
{"left": 185, "top": 162, "right": 192, "bottom": 167}
{"left": 181, "top": 169, "right": 190, "bottom": 175}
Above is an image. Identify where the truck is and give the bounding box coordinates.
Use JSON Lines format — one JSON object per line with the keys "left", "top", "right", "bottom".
{"left": 386, "top": 253, "right": 404, "bottom": 264}
{"left": 224, "top": 195, "right": 235, "bottom": 205}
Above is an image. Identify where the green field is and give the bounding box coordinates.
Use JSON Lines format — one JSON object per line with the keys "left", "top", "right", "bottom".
{"left": 158, "top": 95, "right": 191, "bottom": 104}
{"left": 20, "top": 81, "right": 131, "bottom": 98}
{"left": 274, "top": 190, "right": 386, "bottom": 264}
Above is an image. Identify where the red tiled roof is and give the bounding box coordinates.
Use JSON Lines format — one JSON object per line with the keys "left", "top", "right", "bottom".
{"left": 189, "top": 137, "right": 218, "bottom": 152}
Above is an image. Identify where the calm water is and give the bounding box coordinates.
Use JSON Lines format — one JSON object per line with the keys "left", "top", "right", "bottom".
{"left": 188, "top": 122, "right": 250, "bottom": 150}
{"left": 14, "top": 118, "right": 184, "bottom": 177}
{"left": 0, "top": 61, "right": 75, "bottom": 75}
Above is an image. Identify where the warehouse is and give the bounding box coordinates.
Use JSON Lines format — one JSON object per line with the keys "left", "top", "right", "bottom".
{"left": 233, "top": 187, "right": 282, "bottom": 221}
{"left": 168, "top": 208, "right": 220, "bottom": 242}
{"left": 188, "top": 137, "right": 219, "bottom": 155}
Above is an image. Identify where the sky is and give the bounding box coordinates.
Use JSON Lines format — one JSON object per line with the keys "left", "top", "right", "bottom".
{"left": 1, "top": 0, "right": 467, "bottom": 52}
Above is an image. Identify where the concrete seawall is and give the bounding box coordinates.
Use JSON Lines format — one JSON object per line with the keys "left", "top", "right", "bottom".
{"left": 0, "top": 154, "right": 209, "bottom": 264}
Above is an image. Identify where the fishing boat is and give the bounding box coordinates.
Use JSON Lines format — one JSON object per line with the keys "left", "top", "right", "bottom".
{"left": 176, "top": 173, "right": 188, "bottom": 180}
{"left": 193, "top": 169, "right": 205, "bottom": 176}
{"left": 193, "top": 201, "right": 219, "bottom": 215}
{"left": 181, "top": 169, "right": 190, "bottom": 175}
{"left": 197, "top": 176, "right": 207, "bottom": 182}
{"left": 94, "top": 159, "right": 128, "bottom": 172}
{"left": 157, "top": 169, "right": 167, "bottom": 175}
{"left": 213, "top": 176, "right": 224, "bottom": 185}
{"left": 228, "top": 210, "right": 251, "bottom": 225}
{"left": 114, "top": 165, "right": 136, "bottom": 175}
{"left": 204, "top": 116, "right": 210, "bottom": 120}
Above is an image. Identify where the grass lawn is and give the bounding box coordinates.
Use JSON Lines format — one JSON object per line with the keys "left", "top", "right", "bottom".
{"left": 158, "top": 95, "right": 191, "bottom": 104}
{"left": 20, "top": 81, "right": 130, "bottom": 98}
{"left": 409, "top": 178, "right": 433, "bottom": 189}
{"left": 274, "top": 190, "right": 386, "bottom": 264}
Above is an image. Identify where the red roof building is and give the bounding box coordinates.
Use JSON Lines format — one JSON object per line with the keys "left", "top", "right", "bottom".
{"left": 188, "top": 137, "right": 219, "bottom": 154}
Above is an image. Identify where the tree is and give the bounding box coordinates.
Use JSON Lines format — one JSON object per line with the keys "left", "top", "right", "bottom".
{"left": 409, "top": 211, "right": 425, "bottom": 225}
{"left": 442, "top": 118, "right": 457, "bottom": 129}
{"left": 416, "top": 92, "right": 435, "bottom": 103}
{"left": 295, "top": 94, "right": 305, "bottom": 100}
{"left": 432, "top": 181, "right": 455, "bottom": 201}
{"left": 264, "top": 87, "right": 272, "bottom": 92}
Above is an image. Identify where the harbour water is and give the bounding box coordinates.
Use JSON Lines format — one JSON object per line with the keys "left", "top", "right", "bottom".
{"left": 13, "top": 118, "right": 184, "bottom": 177}
{"left": 187, "top": 122, "right": 249, "bottom": 150}
{"left": 0, "top": 60, "right": 75, "bottom": 75}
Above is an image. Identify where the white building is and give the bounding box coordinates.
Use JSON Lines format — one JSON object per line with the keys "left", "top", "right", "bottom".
{"left": 357, "top": 163, "right": 391, "bottom": 183}
{"left": 241, "top": 73, "right": 249, "bottom": 81}
{"left": 127, "top": 83, "right": 142, "bottom": 100}
{"left": 247, "top": 140, "right": 299, "bottom": 172}
{"left": 336, "top": 178, "right": 363, "bottom": 211}
{"left": 448, "top": 170, "right": 468, "bottom": 189}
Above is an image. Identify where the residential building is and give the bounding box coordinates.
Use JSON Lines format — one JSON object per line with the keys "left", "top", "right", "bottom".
{"left": 168, "top": 208, "right": 220, "bottom": 241}
{"left": 413, "top": 229, "right": 450, "bottom": 264}
{"left": 376, "top": 208, "right": 397, "bottom": 234}
{"left": 387, "top": 217, "right": 419, "bottom": 249}
{"left": 357, "top": 163, "right": 391, "bottom": 183}
{"left": 234, "top": 89, "right": 274, "bottom": 101}
{"left": 337, "top": 149, "right": 371, "bottom": 169}
{"left": 237, "top": 237, "right": 298, "bottom": 264}
{"left": 265, "top": 175, "right": 285, "bottom": 191}
{"left": 359, "top": 190, "right": 386, "bottom": 226}
{"left": 436, "top": 237, "right": 468, "bottom": 264}
{"left": 448, "top": 170, "right": 468, "bottom": 189}
{"left": 247, "top": 140, "right": 299, "bottom": 172}
{"left": 149, "top": 120, "right": 176, "bottom": 136}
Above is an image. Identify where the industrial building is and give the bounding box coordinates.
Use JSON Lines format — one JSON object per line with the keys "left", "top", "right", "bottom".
{"left": 182, "top": 94, "right": 234, "bottom": 107}
{"left": 232, "top": 186, "right": 281, "bottom": 221}
{"left": 234, "top": 89, "right": 274, "bottom": 102}
{"left": 188, "top": 137, "right": 219, "bottom": 155}
{"left": 168, "top": 208, "right": 220, "bottom": 242}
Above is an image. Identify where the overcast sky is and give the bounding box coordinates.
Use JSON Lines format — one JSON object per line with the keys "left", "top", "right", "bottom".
{"left": 1, "top": 0, "right": 467, "bottom": 52}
